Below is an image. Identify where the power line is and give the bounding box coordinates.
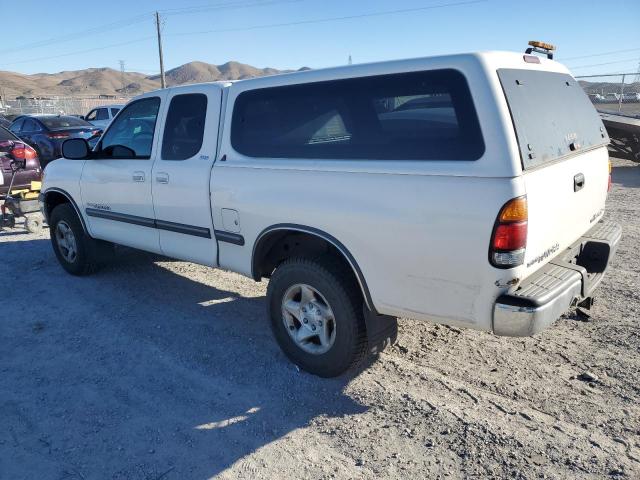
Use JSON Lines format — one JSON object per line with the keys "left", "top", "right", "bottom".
{"left": 161, "top": 0, "right": 304, "bottom": 16}
{"left": 168, "top": 0, "right": 488, "bottom": 38}
{"left": 0, "top": 37, "right": 154, "bottom": 67}
{"left": 560, "top": 47, "right": 640, "bottom": 62}
{"left": 0, "top": 14, "right": 152, "bottom": 55}
{"left": 0, "top": 0, "right": 305, "bottom": 56}
{"left": 568, "top": 57, "right": 640, "bottom": 70}
{"left": 0, "top": 0, "right": 488, "bottom": 68}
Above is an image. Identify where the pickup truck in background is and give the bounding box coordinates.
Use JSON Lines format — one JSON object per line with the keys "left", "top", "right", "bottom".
{"left": 39, "top": 50, "right": 621, "bottom": 377}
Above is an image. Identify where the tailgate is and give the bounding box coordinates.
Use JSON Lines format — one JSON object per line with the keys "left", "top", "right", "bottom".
{"left": 498, "top": 68, "right": 610, "bottom": 276}
{"left": 522, "top": 148, "right": 609, "bottom": 274}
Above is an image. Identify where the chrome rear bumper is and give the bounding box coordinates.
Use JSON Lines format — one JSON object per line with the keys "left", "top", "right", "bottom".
{"left": 493, "top": 220, "right": 622, "bottom": 337}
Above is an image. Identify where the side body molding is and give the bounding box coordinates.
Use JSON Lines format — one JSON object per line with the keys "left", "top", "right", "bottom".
{"left": 251, "top": 223, "right": 377, "bottom": 314}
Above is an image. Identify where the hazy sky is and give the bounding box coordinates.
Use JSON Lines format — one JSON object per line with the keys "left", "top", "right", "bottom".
{"left": 1, "top": 0, "right": 638, "bottom": 77}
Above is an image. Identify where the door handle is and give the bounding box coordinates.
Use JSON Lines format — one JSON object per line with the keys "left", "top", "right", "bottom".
{"left": 574, "top": 173, "right": 585, "bottom": 192}
{"left": 132, "top": 171, "right": 145, "bottom": 182}
{"left": 156, "top": 172, "right": 169, "bottom": 184}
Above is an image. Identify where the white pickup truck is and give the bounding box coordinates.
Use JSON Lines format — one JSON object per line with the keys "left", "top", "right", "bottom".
{"left": 40, "top": 50, "right": 621, "bottom": 377}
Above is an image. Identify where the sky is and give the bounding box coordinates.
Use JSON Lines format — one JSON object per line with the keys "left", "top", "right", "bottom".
{"left": 0, "top": 0, "right": 638, "bottom": 78}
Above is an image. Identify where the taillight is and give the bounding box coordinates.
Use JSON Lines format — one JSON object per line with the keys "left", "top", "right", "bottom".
{"left": 608, "top": 159, "right": 612, "bottom": 192}
{"left": 11, "top": 144, "right": 37, "bottom": 160}
{"left": 490, "top": 196, "right": 528, "bottom": 268}
{"left": 47, "top": 132, "right": 70, "bottom": 139}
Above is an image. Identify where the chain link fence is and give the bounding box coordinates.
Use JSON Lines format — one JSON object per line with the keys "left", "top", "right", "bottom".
{"left": 0, "top": 96, "right": 134, "bottom": 117}
{"left": 577, "top": 73, "right": 640, "bottom": 118}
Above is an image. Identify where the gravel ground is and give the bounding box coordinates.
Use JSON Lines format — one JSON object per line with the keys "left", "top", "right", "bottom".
{"left": 1, "top": 158, "right": 639, "bottom": 480}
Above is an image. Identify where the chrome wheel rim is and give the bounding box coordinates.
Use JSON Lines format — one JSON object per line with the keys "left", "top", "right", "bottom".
{"left": 281, "top": 283, "right": 336, "bottom": 355}
{"left": 55, "top": 221, "right": 77, "bottom": 263}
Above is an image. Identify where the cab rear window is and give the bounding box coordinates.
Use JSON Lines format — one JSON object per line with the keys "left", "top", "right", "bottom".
{"left": 498, "top": 69, "right": 609, "bottom": 169}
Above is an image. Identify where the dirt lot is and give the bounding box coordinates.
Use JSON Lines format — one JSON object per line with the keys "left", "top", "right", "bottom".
{"left": 1, "top": 158, "right": 639, "bottom": 480}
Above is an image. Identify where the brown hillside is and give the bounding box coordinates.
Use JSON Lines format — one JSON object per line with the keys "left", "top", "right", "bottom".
{"left": 0, "top": 60, "right": 293, "bottom": 98}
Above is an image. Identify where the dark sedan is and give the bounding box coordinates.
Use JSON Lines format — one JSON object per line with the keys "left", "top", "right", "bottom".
{"left": 9, "top": 115, "right": 102, "bottom": 167}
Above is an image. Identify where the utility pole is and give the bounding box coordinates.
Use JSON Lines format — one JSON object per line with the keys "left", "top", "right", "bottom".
{"left": 119, "top": 60, "right": 126, "bottom": 96}
{"left": 155, "top": 11, "right": 166, "bottom": 89}
{"left": 348, "top": 54, "right": 353, "bottom": 65}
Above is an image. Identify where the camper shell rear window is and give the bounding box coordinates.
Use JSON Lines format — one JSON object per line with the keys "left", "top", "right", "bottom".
{"left": 498, "top": 69, "right": 609, "bottom": 169}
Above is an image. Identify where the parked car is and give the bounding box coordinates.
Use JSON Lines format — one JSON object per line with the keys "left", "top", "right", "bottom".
{"left": 9, "top": 115, "right": 102, "bottom": 167}
{"left": 84, "top": 104, "right": 124, "bottom": 129}
{"left": 588, "top": 93, "right": 605, "bottom": 103}
{"left": 41, "top": 50, "right": 621, "bottom": 377}
{"left": 0, "top": 126, "right": 42, "bottom": 196}
{"left": 603, "top": 93, "right": 620, "bottom": 102}
{"left": 622, "top": 92, "right": 640, "bottom": 103}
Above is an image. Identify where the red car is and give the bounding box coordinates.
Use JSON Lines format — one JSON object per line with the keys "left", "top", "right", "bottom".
{"left": 0, "top": 126, "right": 42, "bottom": 196}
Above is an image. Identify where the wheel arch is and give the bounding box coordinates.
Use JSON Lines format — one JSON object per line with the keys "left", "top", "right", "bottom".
{"left": 251, "top": 224, "right": 377, "bottom": 314}
{"left": 42, "top": 188, "right": 88, "bottom": 234}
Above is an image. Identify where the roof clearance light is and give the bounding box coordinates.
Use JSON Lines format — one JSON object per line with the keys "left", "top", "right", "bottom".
{"left": 523, "top": 55, "right": 541, "bottom": 64}
{"left": 528, "top": 40, "right": 556, "bottom": 51}
{"left": 525, "top": 40, "right": 556, "bottom": 60}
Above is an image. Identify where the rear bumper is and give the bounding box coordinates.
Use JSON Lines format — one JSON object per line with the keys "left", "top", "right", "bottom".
{"left": 493, "top": 220, "right": 622, "bottom": 337}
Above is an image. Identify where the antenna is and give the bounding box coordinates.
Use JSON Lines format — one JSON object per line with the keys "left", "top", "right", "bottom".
{"left": 119, "top": 60, "right": 126, "bottom": 95}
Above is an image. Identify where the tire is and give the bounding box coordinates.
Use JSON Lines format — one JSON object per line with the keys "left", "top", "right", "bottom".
{"left": 24, "top": 213, "right": 43, "bottom": 234}
{"left": 267, "top": 256, "right": 368, "bottom": 377}
{"left": 49, "top": 203, "right": 111, "bottom": 275}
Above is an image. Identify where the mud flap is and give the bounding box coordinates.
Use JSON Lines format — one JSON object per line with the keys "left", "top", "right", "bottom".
{"left": 363, "top": 307, "right": 398, "bottom": 355}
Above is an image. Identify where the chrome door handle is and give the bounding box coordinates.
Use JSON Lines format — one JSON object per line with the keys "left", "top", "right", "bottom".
{"left": 132, "top": 171, "right": 145, "bottom": 182}
{"left": 156, "top": 172, "right": 169, "bottom": 184}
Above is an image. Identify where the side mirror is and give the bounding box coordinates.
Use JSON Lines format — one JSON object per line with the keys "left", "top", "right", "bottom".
{"left": 62, "top": 138, "right": 90, "bottom": 160}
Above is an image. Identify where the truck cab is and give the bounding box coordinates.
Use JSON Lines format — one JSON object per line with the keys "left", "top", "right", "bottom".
{"left": 40, "top": 50, "right": 621, "bottom": 377}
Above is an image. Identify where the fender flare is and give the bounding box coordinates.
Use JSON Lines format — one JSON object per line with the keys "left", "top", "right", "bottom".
{"left": 41, "top": 188, "right": 88, "bottom": 234}
{"left": 251, "top": 223, "right": 378, "bottom": 314}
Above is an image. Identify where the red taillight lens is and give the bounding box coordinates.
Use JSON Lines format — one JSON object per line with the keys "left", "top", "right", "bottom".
{"left": 47, "top": 132, "right": 70, "bottom": 139}
{"left": 490, "top": 196, "right": 528, "bottom": 268}
{"left": 11, "top": 144, "right": 37, "bottom": 160}
{"left": 608, "top": 160, "right": 612, "bottom": 192}
{"left": 493, "top": 222, "right": 527, "bottom": 250}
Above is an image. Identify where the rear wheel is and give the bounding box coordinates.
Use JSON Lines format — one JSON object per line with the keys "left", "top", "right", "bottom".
{"left": 267, "top": 256, "right": 368, "bottom": 377}
{"left": 49, "top": 203, "right": 111, "bottom": 275}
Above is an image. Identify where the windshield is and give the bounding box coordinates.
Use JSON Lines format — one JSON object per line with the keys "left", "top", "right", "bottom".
{"left": 498, "top": 69, "right": 609, "bottom": 169}
{"left": 39, "top": 116, "right": 91, "bottom": 129}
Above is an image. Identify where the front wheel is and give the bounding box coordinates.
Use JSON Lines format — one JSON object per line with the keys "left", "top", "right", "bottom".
{"left": 49, "top": 203, "right": 111, "bottom": 275}
{"left": 267, "top": 256, "right": 368, "bottom": 377}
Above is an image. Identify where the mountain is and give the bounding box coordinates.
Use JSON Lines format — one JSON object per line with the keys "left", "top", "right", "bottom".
{"left": 0, "top": 61, "right": 301, "bottom": 98}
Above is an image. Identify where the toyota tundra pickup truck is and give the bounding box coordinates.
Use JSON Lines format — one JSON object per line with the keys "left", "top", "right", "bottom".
{"left": 40, "top": 50, "right": 621, "bottom": 377}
